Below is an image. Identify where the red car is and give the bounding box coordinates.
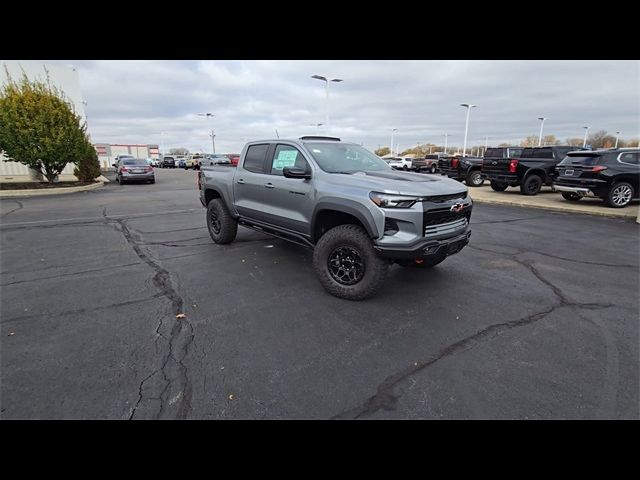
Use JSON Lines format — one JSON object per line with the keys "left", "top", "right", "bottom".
{"left": 228, "top": 154, "right": 240, "bottom": 166}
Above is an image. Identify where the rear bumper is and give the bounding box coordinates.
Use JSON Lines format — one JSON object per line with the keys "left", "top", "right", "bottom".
{"left": 374, "top": 230, "right": 471, "bottom": 260}
{"left": 484, "top": 173, "right": 518, "bottom": 184}
{"left": 122, "top": 172, "right": 154, "bottom": 181}
{"left": 553, "top": 179, "right": 608, "bottom": 197}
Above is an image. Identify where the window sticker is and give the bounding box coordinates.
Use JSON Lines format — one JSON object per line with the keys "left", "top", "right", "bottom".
{"left": 274, "top": 149, "right": 298, "bottom": 169}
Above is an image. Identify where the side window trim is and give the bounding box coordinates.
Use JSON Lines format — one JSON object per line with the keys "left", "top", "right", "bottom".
{"left": 617, "top": 152, "right": 640, "bottom": 166}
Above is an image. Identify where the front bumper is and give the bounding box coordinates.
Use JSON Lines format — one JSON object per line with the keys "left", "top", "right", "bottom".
{"left": 374, "top": 230, "right": 471, "bottom": 260}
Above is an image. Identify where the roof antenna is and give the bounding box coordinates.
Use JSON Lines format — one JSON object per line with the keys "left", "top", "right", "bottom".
{"left": 275, "top": 129, "right": 280, "bottom": 139}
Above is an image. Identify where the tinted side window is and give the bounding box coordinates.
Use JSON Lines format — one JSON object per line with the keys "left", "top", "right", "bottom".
{"left": 535, "top": 148, "right": 553, "bottom": 158}
{"left": 520, "top": 148, "right": 536, "bottom": 158}
{"left": 509, "top": 148, "right": 523, "bottom": 157}
{"left": 243, "top": 144, "right": 269, "bottom": 173}
{"left": 270, "top": 145, "right": 309, "bottom": 175}
{"left": 618, "top": 152, "right": 640, "bottom": 165}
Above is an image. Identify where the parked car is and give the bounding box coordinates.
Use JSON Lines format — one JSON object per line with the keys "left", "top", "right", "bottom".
{"left": 147, "top": 158, "right": 160, "bottom": 167}
{"left": 388, "top": 156, "right": 419, "bottom": 171}
{"left": 186, "top": 154, "right": 203, "bottom": 170}
{"left": 198, "top": 136, "right": 472, "bottom": 300}
{"left": 160, "top": 156, "right": 176, "bottom": 168}
{"left": 204, "top": 154, "right": 232, "bottom": 166}
{"left": 438, "top": 154, "right": 485, "bottom": 187}
{"left": 177, "top": 158, "right": 187, "bottom": 168}
{"left": 113, "top": 154, "right": 135, "bottom": 169}
{"left": 553, "top": 148, "right": 639, "bottom": 208}
{"left": 482, "top": 146, "right": 584, "bottom": 195}
{"left": 115, "top": 158, "right": 155, "bottom": 184}
{"left": 422, "top": 154, "right": 444, "bottom": 174}
{"left": 228, "top": 154, "right": 240, "bottom": 166}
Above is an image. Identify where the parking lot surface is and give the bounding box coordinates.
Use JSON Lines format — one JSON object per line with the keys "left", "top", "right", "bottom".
{"left": 1, "top": 169, "right": 638, "bottom": 419}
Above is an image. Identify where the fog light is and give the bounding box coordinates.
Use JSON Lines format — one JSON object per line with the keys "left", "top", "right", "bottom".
{"left": 384, "top": 219, "right": 399, "bottom": 235}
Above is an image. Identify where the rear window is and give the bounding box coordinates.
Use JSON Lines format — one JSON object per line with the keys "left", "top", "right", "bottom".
{"left": 559, "top": 154, "right": 601, "bottom": 166}
{"left": 534, "top": 148, "right": 553, "bottom": 158}
{"left": 484, "top": 148, "right": 505, "bottom": 158}
{"left": 508, "top": 148, "right": 523, "bottom": 157}
{"left": 163, "top": 156, "right": 174, "bottom": 161}
{"left": 243, "top": 144, "right": 269, "bottom": 173}
{"left": 123, "top": 159, "right": 147, "bottom": 165}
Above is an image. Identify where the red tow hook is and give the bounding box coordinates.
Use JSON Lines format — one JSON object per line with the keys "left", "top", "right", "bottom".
{"left": 415, "top": 259, "right": 424, "bottom": 264}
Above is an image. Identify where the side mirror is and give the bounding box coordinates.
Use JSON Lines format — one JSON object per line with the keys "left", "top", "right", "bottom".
{"left": 283, "top": 167, "right": 311, "bottom": 179}
{"left": 112, "top": 163, "right": 117, "bottom": 168}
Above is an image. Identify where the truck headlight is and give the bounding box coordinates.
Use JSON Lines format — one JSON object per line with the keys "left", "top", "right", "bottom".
{"left": 369, "top": 192, "right": 421, "bottom": 208}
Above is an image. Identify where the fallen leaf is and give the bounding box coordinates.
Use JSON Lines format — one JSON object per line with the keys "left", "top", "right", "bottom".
{"left": 220, "top": 366, "right": 225, "bottom": 370}
{"left": 241, "top": 259, "right": 245, "bottom": 263}
{"left": 228, "top": 394, "right": 234, "bottom": 400}
{"left": 414, "top": 362, "right": 418, "bottom": 366}
{"left": 192, "top": 304, "right": 198, "bottom": 308}
{"left": 176, "top": 313, "right": 186, "bottom": 319}
{"left": 8, "top": 332, "right": 15, "bottom": 336}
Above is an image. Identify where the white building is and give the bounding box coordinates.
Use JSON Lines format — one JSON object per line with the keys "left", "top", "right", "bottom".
{"left": 0, "top": 61, "right": 87, "bottom": 182}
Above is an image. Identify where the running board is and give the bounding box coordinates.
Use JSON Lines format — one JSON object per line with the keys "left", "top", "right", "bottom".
{"left": 237, "top": 219, "right": 314, "bottom": 249}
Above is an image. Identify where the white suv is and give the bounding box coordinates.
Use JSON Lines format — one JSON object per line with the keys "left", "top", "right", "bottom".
{"left": 388, "top": 156, "right": 413, "bottom": 171}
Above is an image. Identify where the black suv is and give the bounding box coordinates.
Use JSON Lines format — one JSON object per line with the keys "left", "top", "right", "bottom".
{"left": 482, "top": 146, "right": 583, "bottom": 195}
{"left": 160, "top": 156, "right": 176, "bottom": 168}
{"left": 438, "top": 154, "right": 485, "bottom": 187}
{"left": 553, "top": 149, "right": 640, "bottom": 208}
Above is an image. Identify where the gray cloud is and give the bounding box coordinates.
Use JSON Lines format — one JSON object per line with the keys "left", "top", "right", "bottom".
{"left": 22, "top": 60, "right": 640, "bottom": 153}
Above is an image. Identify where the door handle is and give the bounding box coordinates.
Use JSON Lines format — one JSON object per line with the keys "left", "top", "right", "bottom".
{"left": 237, "top": 179, "right": 245, "bottom": 184}
{"left": 264, "top": 183, "right": 275, "bottom": 189}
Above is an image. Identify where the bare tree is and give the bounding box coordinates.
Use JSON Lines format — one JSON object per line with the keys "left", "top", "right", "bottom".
{"left": 169, "top": 147, "right": 189, "bottom": 155}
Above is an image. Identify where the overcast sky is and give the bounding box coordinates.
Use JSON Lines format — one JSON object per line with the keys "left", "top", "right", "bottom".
{"left": 14, "top": 60, "right": 640, "bottom": 153}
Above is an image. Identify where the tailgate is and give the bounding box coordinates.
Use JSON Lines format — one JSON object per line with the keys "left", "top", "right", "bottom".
{"left": 482, "top": 158, "right": 511, "bottom": 175}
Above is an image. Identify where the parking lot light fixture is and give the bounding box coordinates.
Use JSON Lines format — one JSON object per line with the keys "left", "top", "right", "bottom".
{"left": 615, "top": 131, "right": 620, "bottom": 148}
{"left": 197, "top": 113, "right": 216, "bottom": 153}
{"left": 311, "top": 75, "right": 343, "bottom": 130}
{"left": 538, "top": 117, "right": 546, "bottom": 146}
{"left": 583, "top": 126, "right": 590, "bottom": 148}
{"left": 460, "top": 103, "right": 477, "bottom": 157}
{"left": 389, "top": 128, "right": 398, "bottom": 156}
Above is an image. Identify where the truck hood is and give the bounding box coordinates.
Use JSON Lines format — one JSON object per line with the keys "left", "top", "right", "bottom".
{"left": 325, "top": 170, "right": 468, "bottom": 196}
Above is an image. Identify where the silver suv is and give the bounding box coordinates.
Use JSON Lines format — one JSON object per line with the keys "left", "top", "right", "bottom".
{"left": 199, "top": 136, "right": 473, "bottom": 300}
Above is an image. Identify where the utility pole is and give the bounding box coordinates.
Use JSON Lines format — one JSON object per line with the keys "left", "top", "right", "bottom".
{"left": 210, "top": 130, "right": 216, "bottom": 154}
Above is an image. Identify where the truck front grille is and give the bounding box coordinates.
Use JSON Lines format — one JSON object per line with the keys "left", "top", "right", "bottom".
{"left": 423, "top": 208, "right": 471, "bottom": 237}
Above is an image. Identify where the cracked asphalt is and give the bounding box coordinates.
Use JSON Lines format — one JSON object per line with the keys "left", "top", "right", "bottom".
{"left": 1, "top": 169, "right": 638, "bottom": 419}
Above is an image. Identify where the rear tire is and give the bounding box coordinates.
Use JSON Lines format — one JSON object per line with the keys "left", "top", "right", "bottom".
{"left": 466, "top": 169, "right": 484, "bottom": 187}
{"left": 520, "top": 174, "right": 542, "bottom": 196}
{"left": 561, "top": 192, "right": 581, "bottom": 202}
{"left": 605, "top": 182, "right": 634, "bottom": 208}
{"left": 430, "top": 165, "right": 437, "bottom": 174}
{"left": 490, "top": 180, "right": 508, "bottom": 192}
{"left": 207, "top": 198, "right": 237, "bottom": 244}
{"left": 313, "top": 225, "right": 388, "bottom": 301}
{"left": 403, "top": 165, "right": 408, "bottom": 171}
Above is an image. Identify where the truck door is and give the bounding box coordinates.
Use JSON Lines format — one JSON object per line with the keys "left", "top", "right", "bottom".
{"left": 260, "top": 143, "right": 315, "bottom": 235}
{"left": 233, "top": 143, "right": 272, "bottom": 222}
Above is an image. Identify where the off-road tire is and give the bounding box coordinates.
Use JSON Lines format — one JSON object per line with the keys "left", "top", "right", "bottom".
{"left": 490, "top": 180, "right": 508, "bottom": 192}
{"left": 520, "top": 174, "right": 542, "bottom": 196}
{"left": 313, "top": 225, "right": 388, "bottom": 300}
{"left": 207, "top": 198, "right": 237, "bottom": 244}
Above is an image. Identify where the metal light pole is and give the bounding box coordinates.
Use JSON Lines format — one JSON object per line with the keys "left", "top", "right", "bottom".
{"left": 311, "top": 75, "right": 343, "bottom": 130}
{"left": 537, "top": 117, "right": 546, "bottom": 146}
{"left": 583, "top": 126, "right": 590, "bottom": 148}
{"left": 443, "top": 133, "right": 448, "bottom": 154}
{"left": 615, "top": 131, "right": 620, "bottom": 148}
{"left": 389, "top": 128, "right": 398, "bottom": 155}
{"left": 197, "top": 113, "right": 216, "bottom": 153}
{"left": 460, "top": 103, "right": 477, "bottom": 157}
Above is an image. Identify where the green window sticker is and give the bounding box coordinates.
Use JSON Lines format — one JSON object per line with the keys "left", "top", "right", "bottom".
{"left": 274, "top": 149, "right": 298, "bottom": 169}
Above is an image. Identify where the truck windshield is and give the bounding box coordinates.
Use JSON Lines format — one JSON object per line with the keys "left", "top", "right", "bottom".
{"left": 305, "top": 143, "right": 391, "bottom": 173}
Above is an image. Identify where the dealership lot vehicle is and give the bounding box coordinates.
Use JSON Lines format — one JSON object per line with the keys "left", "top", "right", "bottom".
{"left": 177, "top": 158, "right": 186, "bottom": 168}
{"left": 388, "top": 156, "right": 419, "bottom": 171}
{"left": 114, "top": 158, "right": 155, "bottom": 184}
{"left": 554, "top": 148, "right": 640, "bottom": 208}
{"left": 438, "top": 154, "right": 485, "bottom": 187}
{"left": 483, "top": 146, "right": 583, "bottom": 195}
{"left": 160, "top": 156, "right": 176, "bottom": 168}
{"left": 1, "top": 168, "right": 637, "bottom": 420}
{"left": 199, "top": 136, "right": 472, "bottom": 300}
{"left": 204, "top": 154, "right": 232, "bottom": 166}
{"left": 186, "top": 154, "right": 203, "bottom": 170}
{"left": 422, "top": 154, "right": 442, "bottom": 173}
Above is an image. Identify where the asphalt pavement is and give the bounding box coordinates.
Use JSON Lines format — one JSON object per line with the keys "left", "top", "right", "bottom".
{"left": 1, "top": 168, "right": 638, "bottom": 419}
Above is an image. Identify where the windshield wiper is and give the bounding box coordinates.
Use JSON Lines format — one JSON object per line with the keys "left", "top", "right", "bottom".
{"left": 330, "top": 171, "right": 354, "bottom": 174}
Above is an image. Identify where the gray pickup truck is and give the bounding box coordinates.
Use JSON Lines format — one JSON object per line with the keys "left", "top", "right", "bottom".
{"left": 198, "top": 136, "right": 473, "bottom": 300}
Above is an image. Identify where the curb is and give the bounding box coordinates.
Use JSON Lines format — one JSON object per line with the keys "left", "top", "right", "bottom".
{"left": 0, "top": 181, "right": 105, "bottom": 198}
{"left": 471, "top": 196, "right": 638, "bottom": 220}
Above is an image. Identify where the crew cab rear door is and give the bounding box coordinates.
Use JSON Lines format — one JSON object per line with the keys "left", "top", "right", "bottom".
{"left": 233, "top": 143, "right": 273, "bottom": 222}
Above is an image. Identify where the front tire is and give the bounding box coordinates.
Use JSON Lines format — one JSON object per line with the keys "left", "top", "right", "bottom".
{"left": 605, "top": 182, "right": 634, "bottom": 208}
{"left": 490, "top": 180, "right": 508, "bottom": 192}
{"left": 466, "top": 169, "right": 484, "bottom": 187}
{"left": 430, "top": 165, "right": 437, "bottom": 174}
{"left": 313, "top": 225, "right": 388, "bottom": 301}
{"left": 403, "top": 165, "right": 408, "bottom": 171}
{"left": 520, "top": 174, "right": 542, "bottom": 196}
{"left": 207, "top": 198, "right": 237, "bottom": 244}
{"left": 561, "top": 192, "right": 581, "bottom": 202}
